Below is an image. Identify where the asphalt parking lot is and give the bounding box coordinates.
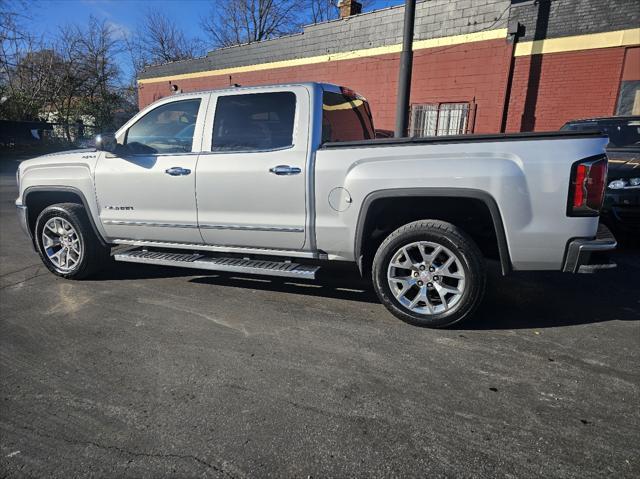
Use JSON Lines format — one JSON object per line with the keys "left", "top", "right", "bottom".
{"left": 0, "top": 157, "right": 638, "bottom": 478}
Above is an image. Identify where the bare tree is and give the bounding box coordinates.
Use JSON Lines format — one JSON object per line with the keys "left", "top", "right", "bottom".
{"left": 308, "top": 0, "right": 340, "bottom": 23}
{"left": 121, "top": 11, "right": 203, "bottom": 110}
{"left": 0, "top": 0, "right": 57, "bottom": 120}
{"left": 309, "top": 0, "right": 374, "bottom": 23}
{"left": 201, "top": 0, "right": 300, "bottom": 48}
{"left": 45, "top": 24, "right": 90, "bottom": 139}
{"left": 138, "top": 10, "right": 203, "bottom": 65}
{"left": 1, "top": 10, "right": 128, "bottom": 138}
{"left": 76, "top": 17, "right": 123, "bottom": 131}
{"left": 1, "top": 1, "right": 21, "bottom": 43}
{"left": 1, "top": 45, "right": 60, "bottom": 121}
{"left": 202, "top": 0, "right": 374, "bottom": 48}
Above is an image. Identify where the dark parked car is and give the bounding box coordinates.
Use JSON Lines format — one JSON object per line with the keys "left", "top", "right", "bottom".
{"left": 561, "top": 116, "right": 640, "bottom": 240}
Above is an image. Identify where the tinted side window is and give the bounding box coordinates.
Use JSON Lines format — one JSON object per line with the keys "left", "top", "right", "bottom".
{"left": 322, "top": 91, "right": 375, "bottom": 143}
{"left": 212, "top": 92, "right": 296, "bottom": 152}
{"left": 126, "top": 99, "right": 201, "bottom": 154}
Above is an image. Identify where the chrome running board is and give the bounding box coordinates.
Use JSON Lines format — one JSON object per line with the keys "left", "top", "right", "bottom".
{"left": 113, "top": 249, "right": 320, "bottom": 280}
{"left": 112, "top": 238, "right": 317, "bottom": 259}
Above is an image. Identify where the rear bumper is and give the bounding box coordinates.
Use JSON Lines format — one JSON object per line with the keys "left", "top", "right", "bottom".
{"left": 16, "top": 205, "right": 31, "bottom": 240}
{"left": 562, "top": 224, "right": 617, "bottom": 273}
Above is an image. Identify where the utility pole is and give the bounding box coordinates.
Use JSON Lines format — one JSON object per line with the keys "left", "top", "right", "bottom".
{"left": 394, "top": 0, "right": 417, "bottom": 138}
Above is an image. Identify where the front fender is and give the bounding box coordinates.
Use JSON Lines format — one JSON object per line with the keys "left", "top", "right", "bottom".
{"left": 17, "top": 152, "right": 108, "bottom": 243}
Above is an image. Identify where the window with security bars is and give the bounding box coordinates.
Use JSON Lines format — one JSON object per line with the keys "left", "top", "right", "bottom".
{"left": 409, "top": 103, "right": 470, "bottom": 137}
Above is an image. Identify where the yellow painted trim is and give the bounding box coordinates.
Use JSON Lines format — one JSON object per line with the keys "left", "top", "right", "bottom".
{"left": 412, "top": 28, "right": 507, "bottom": 50}
{"left": 514, "top": 28, "right": 640, "bottom": 57}
{"left": 138, "top": 28, "right": 508, "bottom": 85}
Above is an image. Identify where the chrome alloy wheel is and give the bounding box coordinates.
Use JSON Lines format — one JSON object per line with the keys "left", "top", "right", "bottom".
{"left": 41, "top": 217, "right": 82, "bottom": 272}
{"left": 387, "top": 241, "right": 466, "bottom": 315}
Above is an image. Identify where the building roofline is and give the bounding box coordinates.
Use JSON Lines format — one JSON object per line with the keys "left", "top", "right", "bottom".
{"left": 204, "top": 31, "right": 305, "bottom": 57}
{"left": 298, "top": 1, "right": 407, "bottom": 30}
{"left": 202, "top": 2, "right": 412, "bottom": 57}
{"left": 140, "top": 1, "right": 412, "bottom": 76}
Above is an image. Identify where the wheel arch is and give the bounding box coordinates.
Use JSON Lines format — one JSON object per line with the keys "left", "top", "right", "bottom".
{"left": 354, "top": 188, "right": 511, "bottom": 276}
{"left": 23, "top": 186, "right": 108, "bottom": 246}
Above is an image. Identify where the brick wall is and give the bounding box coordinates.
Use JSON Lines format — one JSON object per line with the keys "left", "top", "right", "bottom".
{"left": 139, "top": 39, "right": 513, "bottom": 133}
{"left": 505, "top": 47, "right": 626, "bottom": 132}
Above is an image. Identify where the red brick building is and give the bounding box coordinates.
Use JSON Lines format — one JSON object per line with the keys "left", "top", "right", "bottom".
{"left": 138, "top": 0, "right": 640, "bottom": 135}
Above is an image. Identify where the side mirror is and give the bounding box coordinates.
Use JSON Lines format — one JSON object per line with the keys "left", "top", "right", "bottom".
{"left": 95, "top": 133, "right": 118, "bottom": 153}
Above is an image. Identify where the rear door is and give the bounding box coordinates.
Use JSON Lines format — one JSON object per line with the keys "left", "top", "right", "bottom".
{"left": 195, "top": 87, "right": 309, "bottom": 250}
{"left": 95, "top": 94, "right": 209, "bottom": 243}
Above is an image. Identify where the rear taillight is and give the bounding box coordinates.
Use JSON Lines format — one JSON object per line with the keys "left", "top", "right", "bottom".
{"left": 567, "top": 156, "right": 608, "bottom": 216}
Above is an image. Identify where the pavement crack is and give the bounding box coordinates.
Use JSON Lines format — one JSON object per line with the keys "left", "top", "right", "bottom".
{"left": 14, "top": 424, "right": 244, "bottom": 478}
{"left": 0, "top": 263, "right": 42, "bottom": 278}
{"left": 0, "top": 268, "right": 48, "bottom": 290}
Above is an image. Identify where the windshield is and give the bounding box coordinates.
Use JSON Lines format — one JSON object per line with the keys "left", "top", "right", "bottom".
{"left": 561, "top": 119, "right": 640, "bottom": 148}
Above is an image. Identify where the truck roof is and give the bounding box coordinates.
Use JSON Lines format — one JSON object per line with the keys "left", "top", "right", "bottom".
{"left": 171, "top": 82, "right": 342, "bottom": 97}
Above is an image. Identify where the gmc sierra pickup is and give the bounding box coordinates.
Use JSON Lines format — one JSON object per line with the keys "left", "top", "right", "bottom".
{"left": 15, "top": 83, "right": 617, "bottom": 327}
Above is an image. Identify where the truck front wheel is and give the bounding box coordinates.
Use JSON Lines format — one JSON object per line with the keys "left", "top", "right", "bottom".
{"left": 372, "top": 220, "right": 486, "bottom": 328}
{"left": 35, "top": 203, "right": 110, "bottom": 280}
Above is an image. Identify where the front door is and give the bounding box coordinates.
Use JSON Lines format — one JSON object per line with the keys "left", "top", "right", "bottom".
{"left": 95, "top": 95, "right": 208, "bottom": 243}
{"left": 196, "top": 88, "right": 309, "bottom": 250}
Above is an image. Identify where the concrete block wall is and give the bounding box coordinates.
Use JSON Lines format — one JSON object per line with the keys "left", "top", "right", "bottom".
{"left": 509, "top": 0, "right": 639, "bottom": 42}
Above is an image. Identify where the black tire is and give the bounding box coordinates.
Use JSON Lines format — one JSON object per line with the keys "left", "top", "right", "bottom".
{"left": 372, "top": 220, "right": 486, "bottom": 328}
{"left": 35, "top": 203, "right": 110, "bottom": 280}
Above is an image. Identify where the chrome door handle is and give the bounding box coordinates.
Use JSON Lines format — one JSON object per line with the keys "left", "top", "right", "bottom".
{"left": 269, "top": 165, "right": 301, "bottom": 176}
{"left": 165, "top": 167, "right": 191, "bottom": 176}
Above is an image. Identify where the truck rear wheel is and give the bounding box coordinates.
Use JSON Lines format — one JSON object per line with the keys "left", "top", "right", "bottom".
{"left": 35, "top": 203, "right": 110, "bottom": 280}
{"left": 372, "top": 220, "right": 486, "bottom": 328}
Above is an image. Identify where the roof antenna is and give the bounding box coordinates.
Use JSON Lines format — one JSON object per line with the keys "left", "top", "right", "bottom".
{"left": 229, "top": 75, "right": 240, "bottom": 87}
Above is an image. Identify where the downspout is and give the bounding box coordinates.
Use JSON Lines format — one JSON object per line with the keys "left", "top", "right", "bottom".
{"left": 500, "top": 19, "right": 522, "bottom": 133}
{"left": 394, "top": 0, "right": 417, "bottom": 138}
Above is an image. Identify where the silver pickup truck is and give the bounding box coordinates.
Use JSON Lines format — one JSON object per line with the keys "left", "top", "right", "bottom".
{"left": 15, "top": 82, "right": 617, "bottom": 327}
